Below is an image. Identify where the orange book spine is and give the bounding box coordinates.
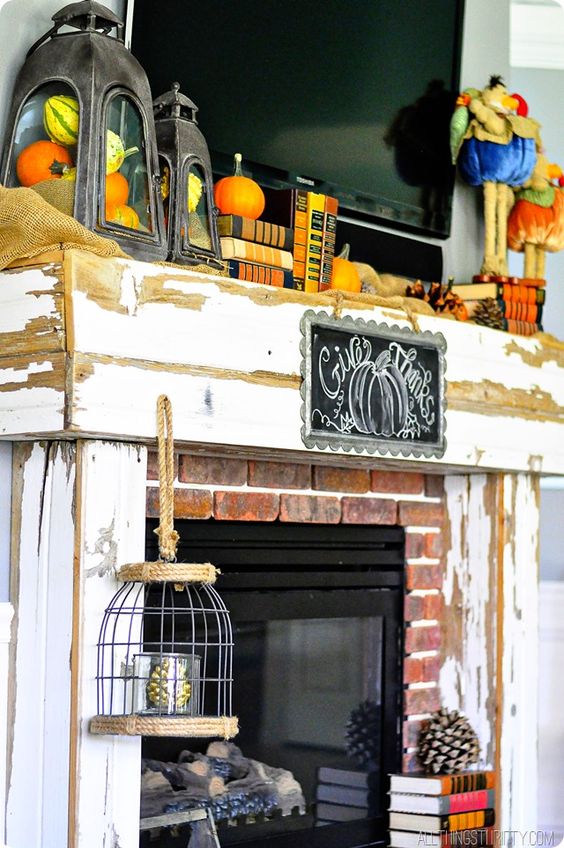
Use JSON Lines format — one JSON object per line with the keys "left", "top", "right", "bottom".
{"left": 304, "top": 191, "right": 325, "bottom": 293}
{"left": 292, "top": 190, "right": 308, "bottom": 291}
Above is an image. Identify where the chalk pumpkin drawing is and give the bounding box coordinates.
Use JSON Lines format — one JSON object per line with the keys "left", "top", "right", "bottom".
{"left": 300, "top": 311, "right": 446, "bottom": 457}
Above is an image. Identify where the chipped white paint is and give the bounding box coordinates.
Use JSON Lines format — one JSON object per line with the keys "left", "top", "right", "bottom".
{"left": 0, "top": 268, "right": 61, "bottom": 334}
{"left": 0, "top": 359, "right": 54, "bottom": 386}
{"left": 441, "top": 475, "right": 496, "bottom": 767}
{"left": 0, "top": 384, "right": 65, "bottom": 436}
{"left": 0, "top": 602, "right": 13, "bottom": 847}
{"left": 7, "top": 443, "right": 75, "bottom": 848}
{"left": 73, "top": 441, "right": 147, "bottom": 848}
{"left": 499, "top": 473, "right": 539, "bottom": 832}
{"left": 2, "top": 252, "right": 564, "bottom": 473}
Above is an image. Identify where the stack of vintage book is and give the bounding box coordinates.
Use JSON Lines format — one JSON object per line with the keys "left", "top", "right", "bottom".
{"left": 314, "top": 765, "right": 378, "bottom": 825}
{"left": 388, "top": 771, "right": 496, "bottom": 848}
{"left": 451, "top": 275, "right": 545, "bottom": 336}
{"left": 263, "top": 188, "right": 339, "bottom": 293}
{"left": 218, "top": 214, "right": 295, "bottom": 288}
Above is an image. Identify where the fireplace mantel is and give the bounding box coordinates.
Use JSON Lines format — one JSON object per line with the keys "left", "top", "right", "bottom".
{"left": 0, "top": 250, "right": 552, "bottom": 848}
{"left": 1, "top": 249, "right": 564, "bottom": 475}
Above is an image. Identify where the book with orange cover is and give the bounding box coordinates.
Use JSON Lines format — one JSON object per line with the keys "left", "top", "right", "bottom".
{"left": 217, "top": 214, "right": 293, "bottom": 250}
{"left": 389, "top": 808, "right": 495, "bottom": 833}
{"left": 389, "top": 827, "right": 495, "bottom": 848}
{"left": 220, "top": 237, "right": 293, "bottom": 270}
{"left": 304, "top": 191, "right": 325, "bottom": 293}
{"left": 227, "top": 259, "right": 293, "bottom": 288}
{"left": 389, "top": 788, "right": 495, "bottom": 815}
{"left": 464, "top": 299, "right": 543, "bottom": 323}
{"left": 263, "top": 188, "right": 308, "bottom": 290}
{"left": 319, "top": 195, "right": 338, "bottom": 291}
{"left": 451, "top": 283, "right": 545, "bottom": 304}
{"left": 389, "top": 771, "right": 496, "bottom": 796}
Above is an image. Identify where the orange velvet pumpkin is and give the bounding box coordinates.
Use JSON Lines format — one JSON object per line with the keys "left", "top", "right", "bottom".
{"left": 214, "top": 153, "right": 265, "bottom": 220}
{"left": 330, "top": 244, "right": 362, "bottom": 293}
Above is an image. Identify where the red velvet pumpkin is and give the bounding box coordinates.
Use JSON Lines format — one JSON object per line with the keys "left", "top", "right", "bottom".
{"left": 330, "top": 244, "right": 362, "bottom": 293}
{"left": 214, "top": 153, "right": 265, "bottom": 220}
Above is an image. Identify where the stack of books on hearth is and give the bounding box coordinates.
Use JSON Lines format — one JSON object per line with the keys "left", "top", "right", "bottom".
{"left": 314, "top": 765, "right": 379, "bottom": 825}
{"left": 218, "top": 213, "right": 295, "bottom": 288}
{"left": 388, "top": 771, "right": 496, "bottom": 848}
{"left": 263, "top": 188, "right": 339, "bottom": 293}
{"left": 451, "top": 275, "right": 545, "bottom": 337}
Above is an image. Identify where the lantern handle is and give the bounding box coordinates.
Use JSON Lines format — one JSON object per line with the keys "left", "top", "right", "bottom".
{"left": 27, "top": 1, "right": 124, "bottom": 58}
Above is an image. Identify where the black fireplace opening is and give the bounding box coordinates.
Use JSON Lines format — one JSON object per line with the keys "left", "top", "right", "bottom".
{"left": 143, "top": 520, "right": 405, "bottom": 848}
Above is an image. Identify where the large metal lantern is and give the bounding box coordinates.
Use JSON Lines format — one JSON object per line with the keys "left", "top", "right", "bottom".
{"left": 153, "top": 83, "right": 223, "bottom": 268}
{"left": 0, "top": 1, "right": 168, "bottom": 262}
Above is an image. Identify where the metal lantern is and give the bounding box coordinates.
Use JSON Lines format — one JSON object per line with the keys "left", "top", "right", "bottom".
{"left": 0, "top": 1, "right": 167, "bottom": 262}
{"left": 153, "top": 83, "right": 223, "bottom": 268}
{"left": 90, "top": 562, "right": 238, "bottom": 738}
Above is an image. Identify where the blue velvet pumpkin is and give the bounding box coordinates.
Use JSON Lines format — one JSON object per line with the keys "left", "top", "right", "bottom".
{"left": 458, "top": 135, "right": 536, "bottom": 187}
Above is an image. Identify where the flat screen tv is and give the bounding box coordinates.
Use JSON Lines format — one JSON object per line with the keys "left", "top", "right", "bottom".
{"left": 131, "top": 0, "right": 464, "bottom": 240}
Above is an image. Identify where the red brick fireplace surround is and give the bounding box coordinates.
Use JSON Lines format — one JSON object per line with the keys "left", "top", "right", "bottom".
{"left": 147, "top": 453, "right": 446, "bottom": 773}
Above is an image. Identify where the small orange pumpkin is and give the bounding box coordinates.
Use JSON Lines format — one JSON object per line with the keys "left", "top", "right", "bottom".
{"left": 105, "top": 172, "right": 129, "bottom": 208}
{"left": 330, "top": 244, "right": 362, "bottom": 293}
{"left": 106, "top": 203, "right": 140, "bottom": 229}
{"left": 16, "top": 140, "right": 73, "bottom": 187}
{"left": 214, "top": 153, "right": 265, "bottom": 220}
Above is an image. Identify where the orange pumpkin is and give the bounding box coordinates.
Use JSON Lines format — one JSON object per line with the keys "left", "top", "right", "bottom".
{"left": 106, "top": 172, "right": 129, "bottom": 208}
{"left": 16, "top": 140, "right": 73, "bottom": 187}
{"left": 106, "top": 204, "right": 140, "bottom": 229}
{"left": 330, "top": 244, "right": 362, "bottom": 293}
{"left": 214, "top": 152, "right": 265, "bottom": 220}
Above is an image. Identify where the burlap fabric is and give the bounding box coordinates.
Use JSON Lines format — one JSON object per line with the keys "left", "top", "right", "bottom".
{"left": 0, "top": 184, "right": 129, "bottom": 270}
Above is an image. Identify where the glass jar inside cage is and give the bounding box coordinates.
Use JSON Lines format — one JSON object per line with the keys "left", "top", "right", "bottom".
{"left": 133, "top": 652, "right": 201, "bottom": 716}
{"left": 7, "top": 81, "right": 79, "bottom": 216}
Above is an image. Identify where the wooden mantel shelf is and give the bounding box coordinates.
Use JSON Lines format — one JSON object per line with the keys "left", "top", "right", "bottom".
{"left": 1, "top": 249, "right": 564, "bottom": 474}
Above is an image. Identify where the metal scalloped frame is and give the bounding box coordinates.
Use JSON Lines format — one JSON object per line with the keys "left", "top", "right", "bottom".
{"left": 299, "top": 309, "right": 448, "bottom": 458}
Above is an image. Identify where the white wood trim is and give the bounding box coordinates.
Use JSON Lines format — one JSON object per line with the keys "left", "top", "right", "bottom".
{"left": 0, "top": 603, "right": 13, "bottom": 848}
{"left": 6, "top": 443, "right": 75, "bottom": 848}
{"left": 440, "top": 475, "right": 497, "bottom": 767}
{"left": 499, "top": 473, "right": 540, "bottom": 831}
{"left": 72, "top": 441, "right": 146, "bottom": 848}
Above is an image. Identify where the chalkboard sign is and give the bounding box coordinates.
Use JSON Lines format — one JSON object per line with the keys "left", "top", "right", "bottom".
{"left": 300, "top": 311, "right": 447, "bottom": 457}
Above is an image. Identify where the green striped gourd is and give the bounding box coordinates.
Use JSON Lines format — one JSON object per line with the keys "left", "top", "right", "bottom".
{"left": 43, "top": 95, "right": 79, "bottom": 147}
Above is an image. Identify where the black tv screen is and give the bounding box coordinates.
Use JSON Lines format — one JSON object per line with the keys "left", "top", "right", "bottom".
{"left": 131, "top": 0, "right": 464, "bottom": 238}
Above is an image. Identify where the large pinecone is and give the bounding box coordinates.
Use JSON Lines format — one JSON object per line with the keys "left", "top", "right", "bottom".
{"left": 417, "top": 708, "right": 480, "bottom": 774}
{"left": 406, "top": 280, "right": 468, "bottom": 320}
{"left": 472, "top": 297, "right": 504, "bottom": 330}
{"left": 345, "top": 700, "right": 381, "bottom": 769}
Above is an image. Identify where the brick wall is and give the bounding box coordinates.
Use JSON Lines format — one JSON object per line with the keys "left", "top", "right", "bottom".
{"left": 147, "top": 452, "right": 446, "bottom": 774}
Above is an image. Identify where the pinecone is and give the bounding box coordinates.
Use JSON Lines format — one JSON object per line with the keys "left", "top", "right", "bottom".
{"left": 345, "top": 700, "right": 381, "bottom": 768}
{"left": 418, "top": 708, "right": 480, "bottom": 774}
{"left": 472, "top": 297, "right": 504, "bottom": 330}
{"left": 405, "top": 281, "right": 468, "bottom": 320}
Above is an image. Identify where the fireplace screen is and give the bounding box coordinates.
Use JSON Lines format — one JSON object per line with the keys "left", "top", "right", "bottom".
{"left": 143, "top": 520, "right": 404, "bottom": 848}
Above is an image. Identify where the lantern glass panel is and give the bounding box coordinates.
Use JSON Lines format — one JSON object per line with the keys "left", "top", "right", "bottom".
{"left": 158, "top": 154, "right": 173, "bottom": 239}
{"left": 7, "top": 81, "right": 78, "bottom": 206}
{"left": 182, "top": 160, "right": 213, "bottom": 253}
{"left": 101, "top": 93, "right": 154, "bottom": 233}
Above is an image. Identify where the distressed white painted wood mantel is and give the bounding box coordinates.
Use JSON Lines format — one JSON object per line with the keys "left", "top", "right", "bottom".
{"left": 0, "top": 250, "right": 558, "bottom": 848}
{"left": 1, "top": 249, "right": 564, "bottom": 474}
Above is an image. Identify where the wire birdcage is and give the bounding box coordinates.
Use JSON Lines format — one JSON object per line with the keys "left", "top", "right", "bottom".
{"left": 89, "top": 395, "right": 238, "bottom": 738}
{"left": 89, "top": 562, "right": 238, "bottom": 737}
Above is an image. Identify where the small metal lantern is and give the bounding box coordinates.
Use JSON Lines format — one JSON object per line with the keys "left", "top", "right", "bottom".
{"left": 90, "top": 562, "right": 238, "bottom": 738}
{"left": 153, "top": 83, "right": 223, "bottom": 268}
{"left": 0, "top": 1, "right": 167, "bottom": 262}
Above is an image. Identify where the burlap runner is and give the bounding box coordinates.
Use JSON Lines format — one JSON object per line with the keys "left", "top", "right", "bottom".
{"left": 0, "top": 184, "right": 130, "bottom": 270}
